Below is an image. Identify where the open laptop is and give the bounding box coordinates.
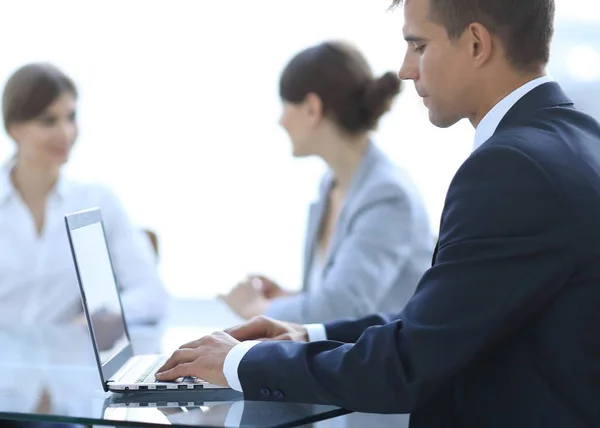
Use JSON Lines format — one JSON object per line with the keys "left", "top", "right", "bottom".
{"left": 64, "top": 207, "right": 226, "bottom": 393}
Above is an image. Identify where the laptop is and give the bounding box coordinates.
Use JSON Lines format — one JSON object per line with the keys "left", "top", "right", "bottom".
{"left": 64, "top": 207, "right": 226, "bottom": 393}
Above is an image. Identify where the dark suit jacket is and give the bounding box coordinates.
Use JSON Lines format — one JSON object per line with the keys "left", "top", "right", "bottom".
{"left": 237, "top": 82, "right": 600, "bottom": 427}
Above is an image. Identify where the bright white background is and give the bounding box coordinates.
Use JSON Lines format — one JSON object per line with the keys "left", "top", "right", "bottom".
{"left": 0, "top": 0, "right": 598, "bottom": 298}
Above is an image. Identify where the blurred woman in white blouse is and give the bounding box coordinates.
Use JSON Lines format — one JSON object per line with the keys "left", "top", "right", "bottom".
{"left": 0, "top": 63, "right": 168, "bottom": 326}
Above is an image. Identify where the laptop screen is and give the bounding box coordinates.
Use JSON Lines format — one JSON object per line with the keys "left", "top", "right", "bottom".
{"left": 68, "top": 218, "right": 130, "bottom": 366}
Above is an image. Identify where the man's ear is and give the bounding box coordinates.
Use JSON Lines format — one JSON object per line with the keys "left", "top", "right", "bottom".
{"left": 466, "top": 22, "right": 493, "bottom": 67}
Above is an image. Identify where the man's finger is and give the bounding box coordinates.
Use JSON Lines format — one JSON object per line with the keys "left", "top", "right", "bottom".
{"left": 272, "top": 333, "right": 292, "bottom": 341}
{"left": 225, "top": 317, "right": 268, "bottom": 341}
{"left": 223, "top": 322, "right": 245, "bottom": 335}
{"left": 155, "top": 362, "right": 194, "bottom": 381}
{"left": 261, "top": 333, "right": 292, "bottom": 341}
{"left": 156, "top": 348, "right": 197, "bottom": 374}
{"left": 179, "top": 339, "right": 201, "bottom": 349}
{"left": 211, "top": 330, "right": 230, "bottom": 339}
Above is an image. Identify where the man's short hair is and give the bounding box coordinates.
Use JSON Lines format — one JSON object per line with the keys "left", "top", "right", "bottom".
{"left": 392, "top": 0, "right": 554, "bottom": 72}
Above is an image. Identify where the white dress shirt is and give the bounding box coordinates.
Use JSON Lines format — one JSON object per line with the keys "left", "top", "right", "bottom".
{"left": 0, "top": 161, "right": 169, "bottom": 325}
{"left": 223, "top": 75, "right": 554, "bottom": 393}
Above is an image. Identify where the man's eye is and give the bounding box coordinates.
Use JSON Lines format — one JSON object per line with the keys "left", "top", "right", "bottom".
{"left": 414, "top": 44, "right": 426, "bottom": 53}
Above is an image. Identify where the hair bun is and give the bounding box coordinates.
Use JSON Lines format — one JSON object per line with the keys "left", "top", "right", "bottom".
{"left": 359, "top": 72, "right": 403, "bottom": 129}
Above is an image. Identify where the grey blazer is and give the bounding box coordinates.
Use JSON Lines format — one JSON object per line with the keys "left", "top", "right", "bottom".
{"left": 265, "top": 142, "right": 434, "bottom": 324}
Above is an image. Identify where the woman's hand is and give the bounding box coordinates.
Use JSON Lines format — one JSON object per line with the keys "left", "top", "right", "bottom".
{"left": 251, "top": 275, "right": 295, "bottom": 299}
{"left": 218, "top": 278, "right": 269, "bottom": 319}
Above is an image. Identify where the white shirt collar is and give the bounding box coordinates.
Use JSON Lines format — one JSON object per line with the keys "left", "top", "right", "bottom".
{"left": 473, "top": 76, "right": 554, "bottom": 151}
{"left": 0, "top": 158, "right": 69, "bottom": 203}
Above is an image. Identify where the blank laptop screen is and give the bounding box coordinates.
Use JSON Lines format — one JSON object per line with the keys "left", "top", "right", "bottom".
{"left": 69, "top": 220, "right": 130, "bottom": 365}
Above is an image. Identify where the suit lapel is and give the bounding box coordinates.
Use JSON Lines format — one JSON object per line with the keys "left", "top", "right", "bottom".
{"left": 301, "top": 177, "right": 332, "bottom": 290}
{"left": 431, "top": 241, "right": 439, "bottom": 265}
{"left": 321, "top": 142, "right": 380, "bottom": 270}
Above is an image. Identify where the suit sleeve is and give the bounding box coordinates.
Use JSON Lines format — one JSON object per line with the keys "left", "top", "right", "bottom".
{"left": 237, "top": 144, "right": 576, "bottom": 413}
{"left": 264, "top": 187, "right": 417, "bottom": 324}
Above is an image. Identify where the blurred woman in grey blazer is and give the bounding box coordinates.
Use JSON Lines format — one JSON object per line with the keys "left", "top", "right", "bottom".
{"left": 220, "top": 41, "right": 433, "bottom": 428}
{"left": 222, "top": 40, "right": 433, "bottom": 323}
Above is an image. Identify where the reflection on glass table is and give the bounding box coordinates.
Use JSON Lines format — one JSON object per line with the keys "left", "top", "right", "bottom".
{"left": 0, "top": 324, "right": 347, "bottom": 427}
{"left": 104, "top": 390, "right": 343, "bottom": 428}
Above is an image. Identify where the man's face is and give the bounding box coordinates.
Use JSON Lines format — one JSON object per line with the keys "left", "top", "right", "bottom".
{"left": 399, "top": 0, "right": 476, "bottom": 128}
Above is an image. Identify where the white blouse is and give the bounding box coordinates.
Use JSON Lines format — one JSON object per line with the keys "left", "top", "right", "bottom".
{"left": 0, "top": 162, "right": 169, "bottom": 325}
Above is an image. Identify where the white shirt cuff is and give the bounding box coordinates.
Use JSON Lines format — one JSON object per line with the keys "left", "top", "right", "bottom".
{"left": 304, "top": 323, "right": 327, "bottom": 342}
{"left": 224, "top": 401, "right": 245, "bottom": 427}
{"left": 223, "top": 340, "right": 261, "bottom": 392}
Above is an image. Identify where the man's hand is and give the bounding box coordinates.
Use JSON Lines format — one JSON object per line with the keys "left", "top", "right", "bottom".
{"left": 178, "top": 316, "right": 309, "bottom": 351}
{"left": 155, "top": 331, "right": 239, "bottom": 386}
{"left": 226, "top": 315, "right": 309, "bottom": 342}
{"left": 156, "top": 317, "right": 308, "bottom": 384}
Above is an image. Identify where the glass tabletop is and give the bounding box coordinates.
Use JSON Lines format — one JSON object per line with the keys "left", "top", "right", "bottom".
{"left": 0, "top": 323, "right": 348, "bottom": 427}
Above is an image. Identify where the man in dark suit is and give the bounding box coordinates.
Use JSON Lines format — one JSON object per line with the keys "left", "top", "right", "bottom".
{"left": 156, "top": 0, "right": 600, "bottom": 426}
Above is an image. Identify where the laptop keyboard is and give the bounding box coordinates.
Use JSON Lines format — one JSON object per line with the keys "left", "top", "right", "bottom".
{"left": 135, "top": 356, "right": 168, "bottom": 384}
